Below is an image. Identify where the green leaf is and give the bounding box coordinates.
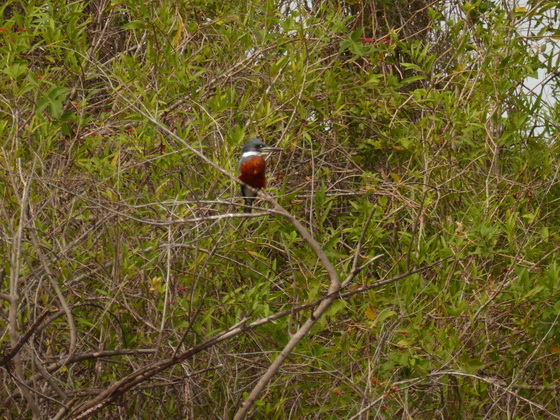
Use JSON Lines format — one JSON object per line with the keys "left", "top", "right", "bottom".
{"left": 402, "top": 75, "right": 425, "bottom": 84}
{"left": 4, "top": 63, "right": 28, "bottom": 79}
{"left": 462, "top": 357, "right": 486, "bottom": 374}
{"left": 521, "top": 213, "right": 535, "bottom": 224}
{"left": 122, "top": 20, "right": 145, "bottom": 30}
{"left": 401, "top": 62, "right": 424, "bottom": 72}
{"left": 326, "top": 300, "right": 345, "bottom": 317}
{"left": 372, "top": 309, "right": 396, "bottom": 326}
{"left": 349, "top": 28, "right": 364, "bottom": 42}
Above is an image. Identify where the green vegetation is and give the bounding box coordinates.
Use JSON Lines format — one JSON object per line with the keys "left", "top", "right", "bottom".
{"left": 1, "top": 0, "right": 558, "bottom": 418}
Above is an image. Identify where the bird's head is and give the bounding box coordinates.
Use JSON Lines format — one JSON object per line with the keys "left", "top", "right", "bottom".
{"left": 241, "top": 138, "right": 282, "bottom": 157}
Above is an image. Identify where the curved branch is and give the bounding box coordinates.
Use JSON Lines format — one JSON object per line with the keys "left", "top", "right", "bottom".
{"left": 0, "top": 309, "right": 54, "bottom": 367}
{"left": 64, "top": 262, "right": 441, "bottom": 419}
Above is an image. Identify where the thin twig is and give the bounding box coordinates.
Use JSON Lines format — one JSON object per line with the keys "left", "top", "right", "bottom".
{"left": 65, "top": 261, "right": 441, "bottom": 419}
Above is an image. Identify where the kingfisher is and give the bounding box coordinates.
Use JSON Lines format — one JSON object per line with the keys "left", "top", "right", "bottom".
{"left": 238, "top": 138, "right": 282, "bottom": 213}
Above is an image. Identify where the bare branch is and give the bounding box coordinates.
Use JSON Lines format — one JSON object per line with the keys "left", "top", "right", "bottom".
{"left": 64, "top": 261, "right": 442, "bottom": 418}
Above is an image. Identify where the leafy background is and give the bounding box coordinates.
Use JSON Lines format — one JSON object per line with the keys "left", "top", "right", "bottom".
{"left": 1, "top": 0, "right": 559, "bottom": 418}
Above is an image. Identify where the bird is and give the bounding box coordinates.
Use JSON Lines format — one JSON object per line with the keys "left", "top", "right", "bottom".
{"left": 238, "top": 138, "right": 282, "bottom": 213}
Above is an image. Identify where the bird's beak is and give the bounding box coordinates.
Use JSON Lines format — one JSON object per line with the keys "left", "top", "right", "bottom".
{"left": 261, "top": 146, "right": 282, "bottom": 153}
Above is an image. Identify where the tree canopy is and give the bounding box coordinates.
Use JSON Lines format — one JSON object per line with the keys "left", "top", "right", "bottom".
{"left": 1, "top": 0, "right": 559, "bottom": 418}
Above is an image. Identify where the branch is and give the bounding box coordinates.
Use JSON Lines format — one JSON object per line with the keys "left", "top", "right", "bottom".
{"left": 233, "top": 203, "right": 378, "bottom": 418}
{"left": 64, "top": 261, "right": 442, "bottom": 419}
{"left": 5, "top": 158, "right": 42, "bottom": 417}
{"left": 60, "top": 58, "right": 442, "bottom": 418}
{"left": 66, "top": 317, "right": 251, "bottom": 418}
{"left": 0, "top": 309, "right": 54, "bottom": 367}
{"left": 429, "top": 370, "right": 560, "bottom": 420}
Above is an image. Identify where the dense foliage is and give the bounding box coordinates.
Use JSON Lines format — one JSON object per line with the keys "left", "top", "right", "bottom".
{"left": 1, "top": 0, "right": 558, "bottom": 418}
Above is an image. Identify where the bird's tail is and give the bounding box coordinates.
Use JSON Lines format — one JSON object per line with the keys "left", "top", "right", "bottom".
{"left": 243, "top": 198, "right": 254, "bottom": 213}
{"left": 241, "top": 185, "right": 256, "bottom": 213}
